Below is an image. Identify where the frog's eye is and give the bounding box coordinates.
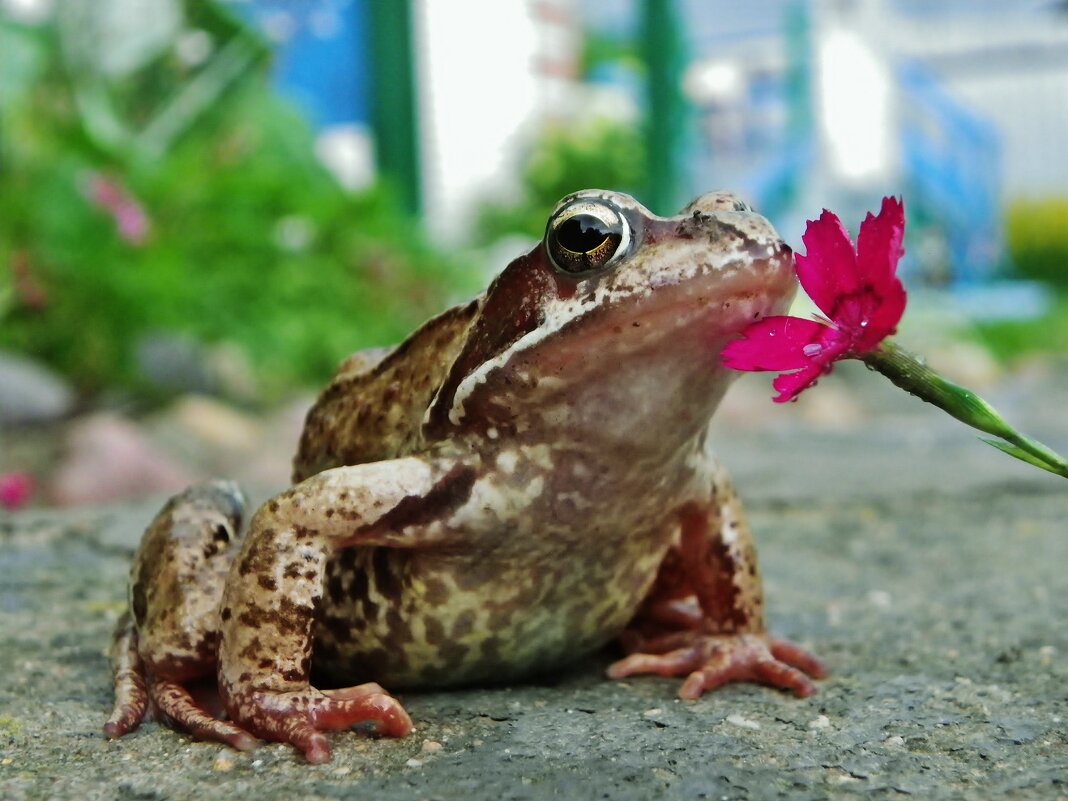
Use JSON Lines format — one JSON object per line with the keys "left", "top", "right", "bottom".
{"left": 546, "top": 200, "right": 631, "bottom": 274}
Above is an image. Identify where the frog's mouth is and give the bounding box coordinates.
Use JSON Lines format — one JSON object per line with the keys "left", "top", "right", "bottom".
{"left": 610, "top": 250, "right": 798, "bottom": 347}
{"left": 505, "top": 256, "right": 797, "bottom": 388}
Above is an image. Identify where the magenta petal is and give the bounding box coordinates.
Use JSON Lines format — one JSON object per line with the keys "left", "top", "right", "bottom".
{"left": 794, "top": 210, "right": 860, "bottom": 320}
{"left": 856, "top": 196, "right": 905, "bottom": 289}
{"left": 722, "top": 316, "right": 836, "bottom": 372}
{"left": 768, "top": 333, "right": 851, "bottom": 402}
{"left": 0, "top": 472, "right": 33, "bottom": 510}
{"left": 771, "top": 362, "right": 831, "bottom": 403}
{"left": 857, "top": 277, "right": 907, "bottom": 352}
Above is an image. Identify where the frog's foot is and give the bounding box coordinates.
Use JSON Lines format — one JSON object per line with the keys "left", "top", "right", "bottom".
{"left": 225, "top": 683, "right": 413, "bottom": 764}
{"left": 104, "top": 612, "right": 149, "bottom": 739}
{"left": 149, "top": 678, "right": 259, "bottom": 751}
{"left": 607, "top": 632, "right": 827, "bottom": 700}
{"left": 103, "top": 667, "right": 149, "bottom": 739}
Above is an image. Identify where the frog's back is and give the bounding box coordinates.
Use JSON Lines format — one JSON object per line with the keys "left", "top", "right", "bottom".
{"left": 293, "top": 299, "right": 480, "bottom": 481}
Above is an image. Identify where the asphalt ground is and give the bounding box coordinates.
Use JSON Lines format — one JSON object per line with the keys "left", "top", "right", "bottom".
{"left": 2, "top": 362, "right": 1067, "bottom": 800}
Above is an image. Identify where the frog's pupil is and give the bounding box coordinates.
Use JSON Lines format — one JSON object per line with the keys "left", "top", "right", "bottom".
{"left": 558, "top": 214, "right": 616, "bottom": 253}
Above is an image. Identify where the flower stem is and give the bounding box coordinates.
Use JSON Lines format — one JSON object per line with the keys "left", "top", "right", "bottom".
{"left": 862, "top": 340, "right": 1068, "bottom": 479}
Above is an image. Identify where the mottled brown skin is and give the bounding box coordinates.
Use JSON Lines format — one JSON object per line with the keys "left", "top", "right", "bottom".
{"left": 105, "top": 481, "right": 259, "bottom": 751}
{"left": 108, "top": 190, "right": 826, "bottom": 764}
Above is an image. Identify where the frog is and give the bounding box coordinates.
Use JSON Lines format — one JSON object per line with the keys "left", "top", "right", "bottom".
{"left": 105, "top": 189, "right": 826, "bottom": 763}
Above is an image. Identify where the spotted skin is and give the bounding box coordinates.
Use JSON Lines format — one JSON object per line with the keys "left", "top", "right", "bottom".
{"left": 104, "top": 481, "right": 258, "bottom": 750}
{"left": 293, "top": 303, "right": 479, "bottom": 480}
{"left": 109, "top": 190, "right": 826, "bottom": 763}
{"left": 104, "top": 612, "right": 147, "bottom": 739}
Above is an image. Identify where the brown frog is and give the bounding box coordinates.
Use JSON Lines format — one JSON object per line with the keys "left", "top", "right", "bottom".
{"left": 105, "top": 190, "right": 825, "bottom": 763}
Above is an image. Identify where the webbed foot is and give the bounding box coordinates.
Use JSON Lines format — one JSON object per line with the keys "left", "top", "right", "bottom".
{"left": 607, "top": 632, "right": 826, "bottom": 699}
{"left": 224, "top": 682, "right": 412, "bottom": 764}
{"left": 105, "top": 670, "right": 261, "bottom": 751}
{"left": 150, "top": 678, "right": 260, "bottom": 751}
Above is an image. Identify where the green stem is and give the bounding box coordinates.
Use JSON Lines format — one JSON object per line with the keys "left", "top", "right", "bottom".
{"left": 862, "top": 340, "right": 1068, "bottom": 479}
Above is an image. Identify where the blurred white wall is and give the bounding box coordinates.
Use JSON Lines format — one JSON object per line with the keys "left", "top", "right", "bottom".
{"left": 883, "top": 9, "right": 1068, "bottom": 199}
{"left": 416, "top": 0, "right": 580, "bottom": 242}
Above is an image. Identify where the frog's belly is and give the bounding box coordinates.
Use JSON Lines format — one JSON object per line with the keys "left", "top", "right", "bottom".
{"left": 311, "top": 538, "right": 668, "bottom": 689}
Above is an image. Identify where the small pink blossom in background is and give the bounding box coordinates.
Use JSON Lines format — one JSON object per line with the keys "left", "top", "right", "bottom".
{"left": 0, "top": 472, "right": 34, "bottom": 511}
{"left": 722, "top": 196, "right": 907, "bottom": 402}
{"left": 84, "top": 172, "right": 151, "bottom": 246}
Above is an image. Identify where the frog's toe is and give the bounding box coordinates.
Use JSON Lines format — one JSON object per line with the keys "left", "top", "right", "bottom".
{"left": 151, "top": 678, "right": 260, "bottom": 751}
{"left": 676, "top": 642, "right": 817, "bottom": 700}
{"left": 103, "top": 679, "right": 148, "bottom": 739}
{"left": 105, "top": 612, "right": 149, "bottom": 739}
{"left": 769, "top": 637, "right": 828, "bottom": 680}
{"left": 607, "top": 633, "right": 825, "bottom": 700}
{"left": 228, "top": 684, "right": 413, "bottom": 763}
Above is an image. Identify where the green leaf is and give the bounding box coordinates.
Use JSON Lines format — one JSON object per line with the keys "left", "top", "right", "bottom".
{"left": 867, "top": 343, "right": 1068, "bottom": 481}
{"left": 980, "top": 438, "right": 1068, "bottom": 477}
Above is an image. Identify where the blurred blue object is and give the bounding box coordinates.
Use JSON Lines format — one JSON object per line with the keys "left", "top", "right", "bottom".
{"left": 941, "top": 282, "right": 1053, "bottom": 322}
{"left": 899, "top": 63, "right": 1003, "bottom": 286}
{"left": 228, "top": 0, "right": 368, "bottom": 127}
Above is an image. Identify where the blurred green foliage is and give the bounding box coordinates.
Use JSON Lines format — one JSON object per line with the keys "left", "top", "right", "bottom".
{"left": 1006, "top": 199, "right": 1068, "bottom": 286}
{"left": 972, "top": 199, "right": 1068, "bottom": 362}
{"left": 474, "top": 119, "right": 646, "bottom": 244}
{"left": 579, "top": 33, "right": 641, "bottom": 79}
{"left": 0, "top": 9, "right": 471, "bottom": 402}
{"left": 976, "top": 291, "right": 1068, "bottom": 363}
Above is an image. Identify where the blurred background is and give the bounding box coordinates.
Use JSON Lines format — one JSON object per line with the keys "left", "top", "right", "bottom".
{"left": 2, "top": 0, "right": 1068, "bottom": 508}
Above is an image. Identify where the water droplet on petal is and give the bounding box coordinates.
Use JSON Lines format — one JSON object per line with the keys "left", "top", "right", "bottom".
{"left": 803, "top": 343, "right": 823, "bottom": 357}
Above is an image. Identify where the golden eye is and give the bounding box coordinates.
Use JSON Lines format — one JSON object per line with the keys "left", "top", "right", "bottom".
{"left": 545, "top": 200, "right": 631, "bottom": 274}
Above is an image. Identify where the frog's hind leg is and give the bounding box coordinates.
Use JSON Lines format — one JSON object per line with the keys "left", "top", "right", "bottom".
{"left": 148, "top": 677, "right": 259, "bottom": 751}
{"left": 608, "top": 463, "right": 826, "bottom": 699}
{"left": 106, "top": 480, "right": 252, "bottom": 746}
{"left": 103, "top": 611, "right": 149, "bottom": 738}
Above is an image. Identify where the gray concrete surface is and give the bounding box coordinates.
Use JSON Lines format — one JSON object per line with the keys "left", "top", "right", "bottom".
{"left": 2, "top": 369, "right": 1068, "bottom": 800}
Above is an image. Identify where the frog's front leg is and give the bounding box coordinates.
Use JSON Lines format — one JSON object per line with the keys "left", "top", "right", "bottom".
{"left": 218, "top": 456, "right": 476, "bottom": 764}
{"left": 608, "top": 465, "right": 826, "bottom": 699}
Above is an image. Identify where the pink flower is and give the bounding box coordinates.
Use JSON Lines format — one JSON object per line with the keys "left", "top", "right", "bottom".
{"left": 722, "top": 196, "right": 907, "bottom": 402}
{"left": 85, "top": 173, "right": 150, "bottom": 246}
{"left": 0, "top": 472, "right": 34, "bottom": 511}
